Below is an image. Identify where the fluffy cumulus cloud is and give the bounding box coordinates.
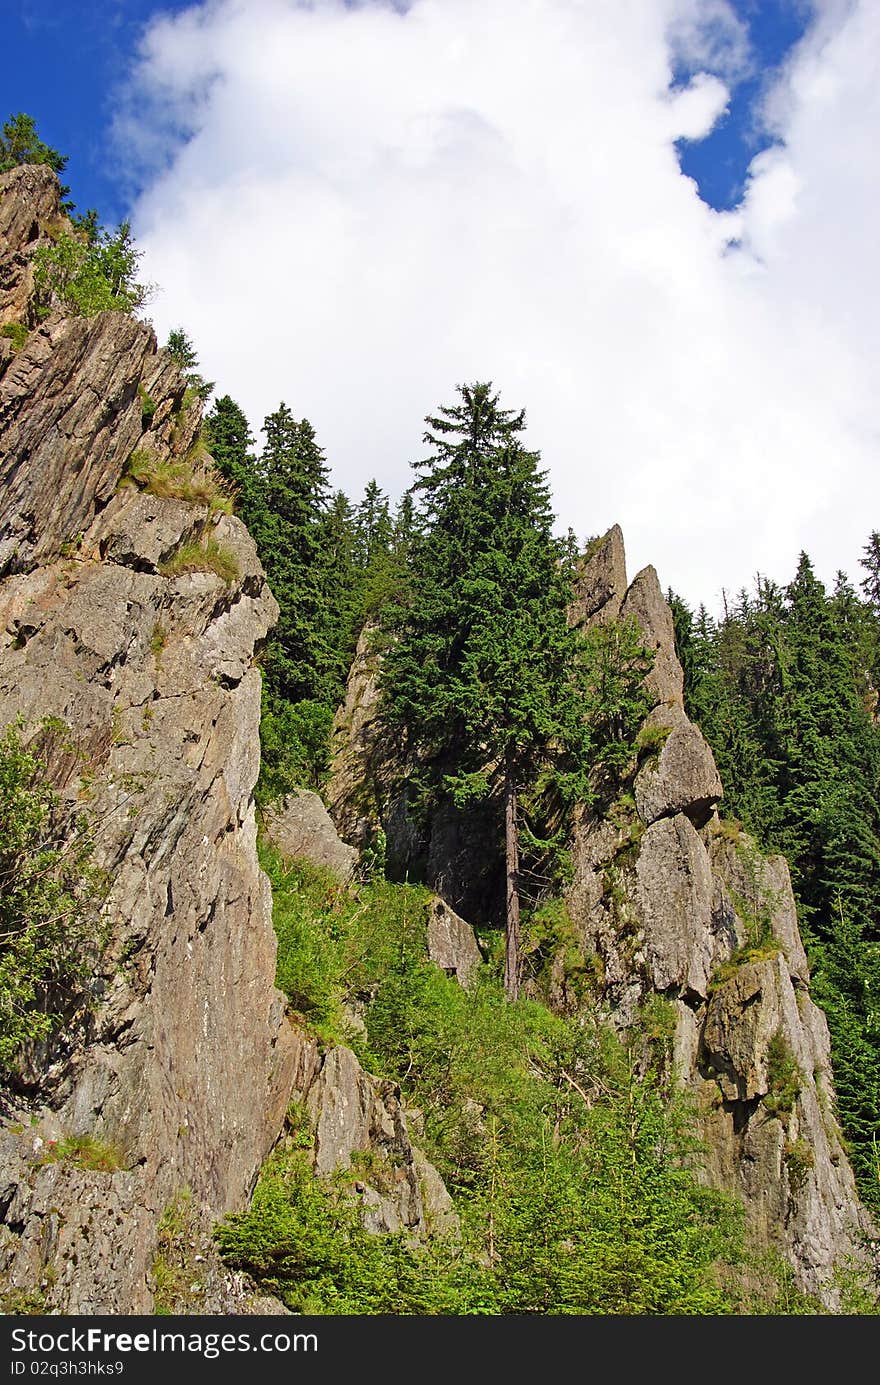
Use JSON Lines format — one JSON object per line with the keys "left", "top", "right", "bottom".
{"left": 116, "top": 0, "right": 880, "bottom": 609}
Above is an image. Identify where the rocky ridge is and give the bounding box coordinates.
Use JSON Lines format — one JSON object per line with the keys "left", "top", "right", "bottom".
{"left": 564, "top": 525, "right": 871, "bottom": 1303}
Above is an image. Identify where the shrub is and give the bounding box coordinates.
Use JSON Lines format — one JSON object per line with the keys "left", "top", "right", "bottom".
{"left": 0, "top": 321, "right": 28, "bottom": 353}
{"left": 32, "top": 222, "right": 151, "bottom": 319}
{"left": 764, "top": 1031, "right": 802, "bottom": 1119}
{"left": 257, "top": 696, "right": 334, "bottom": 799}
{"left": 0, "top": 721, "right": 103, "bottom": 1070}
{"left": 138, "top": 386, "right": 156, "bottom": 427}
{"left": 635, "top": 721, "right": 672, "bottom": 757}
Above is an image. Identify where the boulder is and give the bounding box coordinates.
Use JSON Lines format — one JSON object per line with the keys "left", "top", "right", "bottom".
{"left": 634, "top": 703, "right": 722, "bottom": 827}
{"left": 262, "top": 788, "right": 358, "bottom": 883}
{"left": 286, "top": 1034, "right": 456, "bottom": 1238}
{"left": 426, "top": 896, "right": 484, "bottom": 988}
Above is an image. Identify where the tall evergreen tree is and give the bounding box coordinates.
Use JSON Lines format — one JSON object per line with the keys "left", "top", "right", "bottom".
{"left": 381, "top": 383, "right": 593, "bottom": 1000}
{"left": 204, "top": 395, "right": 256, "bottom": 519}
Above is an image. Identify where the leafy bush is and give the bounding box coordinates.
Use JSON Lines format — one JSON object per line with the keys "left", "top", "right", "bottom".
{"left": 0, "top": 721, "right": 103, "bottom": 1070}
{"left": 0, "top": 321, "right": 28, "bottom": 353}
{"left": 257, "top": 696, "right": 335, "bottom": 799}
{"left": 32, "top": 222, "right": 150, "bottom": 319}
{"left": 261, "top": 842, "right": 431, "bottom": 1046}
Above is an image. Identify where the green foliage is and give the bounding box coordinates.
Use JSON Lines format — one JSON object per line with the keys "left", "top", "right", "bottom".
{"left": 0, "top": 321, "right": 28, "bottom": 353}
{"left": 159, "top": 537, "right": 239, "bottom": 585}
{"left": 151, "top": 1190, "right": 203, "bottom": 1315}
{"left": 138, "top": 386, "right": 157, "bottom": 427}
{"left": 378, "top": 383, "right": 645, "bottom": 993}
{"left": 0, "top": 1287, "right": 49, "bottom": 1314}
{"left": 32, "top": 222, "right": 150, "bottom": 319}
{"left": 784, "top": 1138, "right": 815, "bottom": 1199}
{"left": 262, "top": 841, "right": 432, "bottom": 1047}
{"left": 164, "top": 328, "right": 214, "bottom": 404}
{"left": 257, "top": 697, "right": 334, "bottom": 800}
{"left": 635, "top": 720, "right": 672, "bottom": 757}
{"left": 0, "top": 112, "right": 67, "bottom": 184}
{"left": 216, "top": 1145, "right": 471, "bottom": 1314}
{"left": 0, "top": 721, "right": 103, "bottom": 1070}
{"left": 764, "top": 1031, "right": 802, "bottom": 1120}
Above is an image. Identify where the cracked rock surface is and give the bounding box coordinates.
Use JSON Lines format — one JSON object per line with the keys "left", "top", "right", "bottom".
{"left": 0, "top": 166, "right": 294, "bottom": 1313}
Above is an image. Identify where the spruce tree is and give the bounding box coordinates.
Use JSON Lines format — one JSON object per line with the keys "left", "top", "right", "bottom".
{"left": 204, "top": 395, "right": 257, "bottom": 521}
{"left": 381, "top": 383, "right": 592, "bottom": 1000}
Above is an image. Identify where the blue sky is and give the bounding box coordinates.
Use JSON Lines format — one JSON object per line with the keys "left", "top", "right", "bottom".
{"left": 3, "top": 1, "right": 878, "bottom": 610}
{"left": 5, "top": 0, "right": 808, "bottom": 224}
{"left": 3, "top": 0, "right": 192, "bottom": 224}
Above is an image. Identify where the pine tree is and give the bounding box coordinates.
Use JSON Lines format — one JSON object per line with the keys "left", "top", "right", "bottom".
{"left": 204, "top": 395, "right": 256, "bottom": 519}
{"left": 381, "top": 383, "right": 593, "bottom": 1000}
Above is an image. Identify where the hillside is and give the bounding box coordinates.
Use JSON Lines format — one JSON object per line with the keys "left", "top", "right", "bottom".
{"left": 0, "top": 160, "right": 877, "bottom": 1316}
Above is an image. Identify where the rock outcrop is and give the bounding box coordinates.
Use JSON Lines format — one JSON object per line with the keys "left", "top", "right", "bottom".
{"left": 563, "top": 527, "right": 871, "bottom": 1304}
{"left": 0, "top": 168, "right": 295, "bottom": 1312}
{"left": 326, "top": 627, "right": 502, "bottom": 923}
{"left": 262, "top": 789, "right": 359, "bottom": 883}
{"left": 0, "top": 164, "right": 60, "bottom": 330}
{"left": 285, "top": 1029, "right": 458, "bottom": 1238}
{"left": 426, "top": 896, "right": 484, "bottom": 988}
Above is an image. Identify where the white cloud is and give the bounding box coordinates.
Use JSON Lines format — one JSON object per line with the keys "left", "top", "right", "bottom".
{"left": 117, "top": 0, "right": 880, "bottom": 611}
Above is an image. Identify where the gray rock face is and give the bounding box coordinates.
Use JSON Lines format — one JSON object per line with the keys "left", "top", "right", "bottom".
{"left": 700, "top": 952, "right": 869, "bottom": 1301}
{"left": 426, "top": 896, "right": 484, "bottom": 988}
{"left": 620, "top": 564, "right": 685, "bottom": 708}
{"left": 562, "top": 541, "right": 871, "bottom": 1304}
{"left": 0, "top": 164, "right": 61, "bottom": 326}
{"left": 0, "top": 168, "right": 295, "bottom": 1313}
{"left": 262, "top": 789, "right": 359, "bottom": 883}
{"left": 570, "top": 524, "right": 627, "bottom": 628}
{"left": 286, "top": 1030, "right": 458, "bottom": 1238}
{"left": 325, "top": 622, "right": 384, "bottom": 849}
{"left": 709, "top": 831, "right": 809, "bottom": 983}
{"left": 633, "top": 814, "right": 718, "bottom": 997}
{"left": 634, "top": 703, "right": 722, "bottom": 827}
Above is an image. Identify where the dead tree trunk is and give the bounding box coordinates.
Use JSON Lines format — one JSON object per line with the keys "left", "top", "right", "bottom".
{"left": 503, "top": 760, "right": 521, "bottom": 1002}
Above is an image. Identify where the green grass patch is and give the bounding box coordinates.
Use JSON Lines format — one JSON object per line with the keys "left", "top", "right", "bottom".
{"left": 37, "top": 1132, "right": 125, "bottom": 1173}
{"left": 159, "top": 537, "right": 239, "bottom": 585}
{"left": 122, "top": 448, "right": 233, "bottom": 514}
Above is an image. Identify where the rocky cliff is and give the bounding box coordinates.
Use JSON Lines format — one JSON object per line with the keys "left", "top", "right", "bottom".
{"left": 0, "top": 164, "right": 458, "bottom": 1314}
{"left": 0, "top": 165, "right": 297, "bottom": 1313}
{"left": 565, "top": 526, "right": 871, "bottom": 1303}
{"left": 0, "top": 162, "right": 870, "bottom": 1313}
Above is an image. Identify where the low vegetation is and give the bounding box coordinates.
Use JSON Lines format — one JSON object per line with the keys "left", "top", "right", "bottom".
{"left": 0, "top": 720, "right": 104, "bottom": 1072}
{"left": 159, "top": 537, "right": 239, "bottom": 585}
{"left": 121, "top": 448, "right": 234, "bottom": 514}
{"left": 218, "top": 848, "right": 785, "bottom": 1315}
